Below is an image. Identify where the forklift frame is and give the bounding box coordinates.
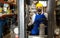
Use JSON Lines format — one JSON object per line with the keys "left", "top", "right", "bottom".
{"left": 47, "top": 0, "right": 56, "bottom": 38}
{"left": 18, "top": 0, "right": 56, "bottom": 38}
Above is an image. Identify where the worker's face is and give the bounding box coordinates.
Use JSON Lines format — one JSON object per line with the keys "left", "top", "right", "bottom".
{"left": 37, "top": 7, "right": 42, "bottom": 13}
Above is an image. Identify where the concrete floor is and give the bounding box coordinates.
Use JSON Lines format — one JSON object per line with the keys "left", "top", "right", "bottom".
{"left": 28, "top": 35, "right": 47, "bottom": 38}
{"left": 3, "top": 33, "right": 11, "bottom": 38}
{"left": 3, "top": 33, "right": 60, "bottom": 38}
{"left": 3, "top": 32, "right": 15, "bottom": 38}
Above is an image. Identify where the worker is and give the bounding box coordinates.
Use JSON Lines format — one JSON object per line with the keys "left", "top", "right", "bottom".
{"left": 7, "top": 6, "right": 11, "bottom": 14}
{"left": 0, "top": 6, "right": 3, "bottom": 13}
{"left": 0, "top": 4, "right": 5, "bottom": 38}
{"left": 30, "top": 2, "right": 48, "bottom": 35}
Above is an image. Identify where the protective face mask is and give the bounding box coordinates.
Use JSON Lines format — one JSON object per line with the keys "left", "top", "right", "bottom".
{"left": 37, "top": 9, "right": 42, "bottom": 12}
{"left": 3, "top": 7, "right": 7, "bottom": 11}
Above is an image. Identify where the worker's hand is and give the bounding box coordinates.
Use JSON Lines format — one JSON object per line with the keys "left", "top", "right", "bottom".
{"left": 54, "top": 28, "right": 60, "bottom": 35}
{"left": 28, "top": 22, "right": 32, "bottom": 26}
{"left": 0, "top": 13, "right": 2, "bottom": 17}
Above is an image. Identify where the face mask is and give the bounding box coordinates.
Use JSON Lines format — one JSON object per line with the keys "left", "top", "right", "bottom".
{"left": 37, "top": 9, "right": 42, "bottom": 12}
{"left": 3, "top": 7, "right": 7, "bottom": 11}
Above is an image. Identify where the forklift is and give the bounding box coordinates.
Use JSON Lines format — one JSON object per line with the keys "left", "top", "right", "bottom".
{"left": 19, "top": 0, "right": 58, "bottom": 38}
